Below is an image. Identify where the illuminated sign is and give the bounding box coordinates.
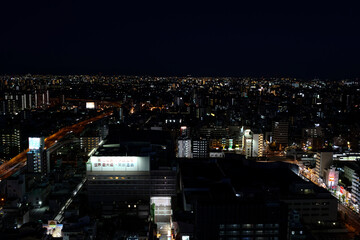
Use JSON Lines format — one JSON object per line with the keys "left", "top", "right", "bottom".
{"left": 86, "top": 102, "right": 95, "bottom": 109}
{"left": 87, "top": 156, "right": 150, "bottom": 172}
{"left": 43, "top": 220, "right": 63, "bottom": 237}
{"left": 29, "top": 137, "right": 41, "bottom": 150}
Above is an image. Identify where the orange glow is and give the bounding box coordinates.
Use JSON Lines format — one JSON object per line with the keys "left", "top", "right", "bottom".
{"left": 0, "top": 111, "right": 113, "bottom": 180}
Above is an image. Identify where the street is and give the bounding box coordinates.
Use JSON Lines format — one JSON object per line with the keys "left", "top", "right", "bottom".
{"left": 339, "top": 203, "right": 360, "bottom": 234}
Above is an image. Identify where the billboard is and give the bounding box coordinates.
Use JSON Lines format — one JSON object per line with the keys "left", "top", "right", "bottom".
{"left": 86, "top": 102, "right": 95, "bottom": 109}
{"left": 29, "top": 137, "right": 41, "bottom": 150}
{"left": 87, "top": 156, "right": 150, "bottom": 172}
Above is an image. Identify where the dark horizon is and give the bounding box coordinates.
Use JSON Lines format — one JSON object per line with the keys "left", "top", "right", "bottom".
{"left": 1, "top": 2, "right": 359, "bottom": 79}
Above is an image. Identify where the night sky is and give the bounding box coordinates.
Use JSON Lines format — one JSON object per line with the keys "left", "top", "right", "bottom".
{"left": 1, "top": 1, "right": 359, "bottom": 78}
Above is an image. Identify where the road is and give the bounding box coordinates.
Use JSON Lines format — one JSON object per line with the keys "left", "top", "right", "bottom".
{"left": 0, "top": 111, "right": 112, "bottom": 180}
{"left": 297, "top": 163, "right": 360, "bottom": 233}
{"left": 54, "top": 177, "right": 87, "bottom": 223}
{"left": 339, "top": 203, "right": 360, "bottom": 234}
{"left": 261, "top": 157, "right": 360, "bottom": 234}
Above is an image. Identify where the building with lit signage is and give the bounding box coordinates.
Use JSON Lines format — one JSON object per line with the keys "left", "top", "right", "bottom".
{"left": 180, "top": 126, "right": 190, "bottom": 138}
{"left": 86, "top": 126, "right": 176, "bottom": 217}
{"left": 27, "top": 137, "right": 47, "bottom": 174}
{"left": 324, "top": 167, "right": 339, "bottom": 189}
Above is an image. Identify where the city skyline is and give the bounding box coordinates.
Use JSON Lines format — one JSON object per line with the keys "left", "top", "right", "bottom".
{"left": 2, "top": 2, "right": 360, "bottom": 239}
{"left": 1, "top": 74, "right": 360, "bottom": 238}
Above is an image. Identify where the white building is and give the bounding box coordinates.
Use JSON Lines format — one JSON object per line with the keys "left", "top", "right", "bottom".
{"left": 352, "top": 172, "right": 360, "bottom": 205}
{"left": 86, "top": 154, "right": 176, "bottom": 208}
{"left": 252, "top": 133, "right": 264, "bottom": 157}
{"left": 177, "top": 139, "right": 192, "bottom": 158}
{"left": 242, "top": 129, "right": 264, "bottom": 158}
{"left": 344, "top": 165, "right": 356, "bottom": 183}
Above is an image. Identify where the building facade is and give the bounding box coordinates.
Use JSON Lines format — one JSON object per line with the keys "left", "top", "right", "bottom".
{"left": 26, "top": 137, "right": 46, "bottom": 174}
{"left": 177, "top": 140, "right": 192, "bottom": 158}
{"left": 272, "top": 121, "right": 289, "bottom": 150}
{"left": 315, "top": 152, "right": 333, "bottom": 179}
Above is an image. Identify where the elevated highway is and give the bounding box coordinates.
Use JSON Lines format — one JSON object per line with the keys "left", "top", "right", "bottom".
{"left": 0, "top": 111, "right": 112, "bottom": 180}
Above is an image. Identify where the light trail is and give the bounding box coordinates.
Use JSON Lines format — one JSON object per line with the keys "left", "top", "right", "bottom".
{"left": 0, "top": 111, "right": 112, "bottom": 180}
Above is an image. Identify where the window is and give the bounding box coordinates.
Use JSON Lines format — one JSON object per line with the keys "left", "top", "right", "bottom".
{"left": 242, "top": 230, "right": 252, "bottom": 235}
{"left": 226, "top": 224, "right": 240, "bottom": 229}
{"left": 243, "top": 224, "right": 253, "bottom": 229}
{"left": 227, "top": 231, "right": 239, "bottom": 236}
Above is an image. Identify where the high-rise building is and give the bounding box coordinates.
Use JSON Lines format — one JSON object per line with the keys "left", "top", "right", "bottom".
{"left": 352, "top": 171, "right": 360, "bottom": 206}
{"left": 177, "top": 139, "right": 192, "bottom": 158}
{"left": 315, "top": 152, "right": 333, "bottom": 179}
{"left": 242, "top": 129, "right": 264, "bottom": 158}
{"left": 3, "top": 93, "right": 20, "bottom": 114}
{"left": 27, "top": 137, "right": 46, "bottom": 174}
{"left": 272, "top": 121, "right": 289, "bottom": 150}
{"left": 0, "top": 125, "right": 21, "bottom": 159}
{"left": 192, "top": 140, "right": 208, "bottom": 158}
{"left": 342, "top": 162, "right": 360, "bottom": 205}
{"left": 80, "top": 136, "right": 100, "bottom": 153}
{"left": 253, "top": 133, "right": 264, "bottom": 157}
{"left": 80, "top": 129, "right": 101, "bottom": 153}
